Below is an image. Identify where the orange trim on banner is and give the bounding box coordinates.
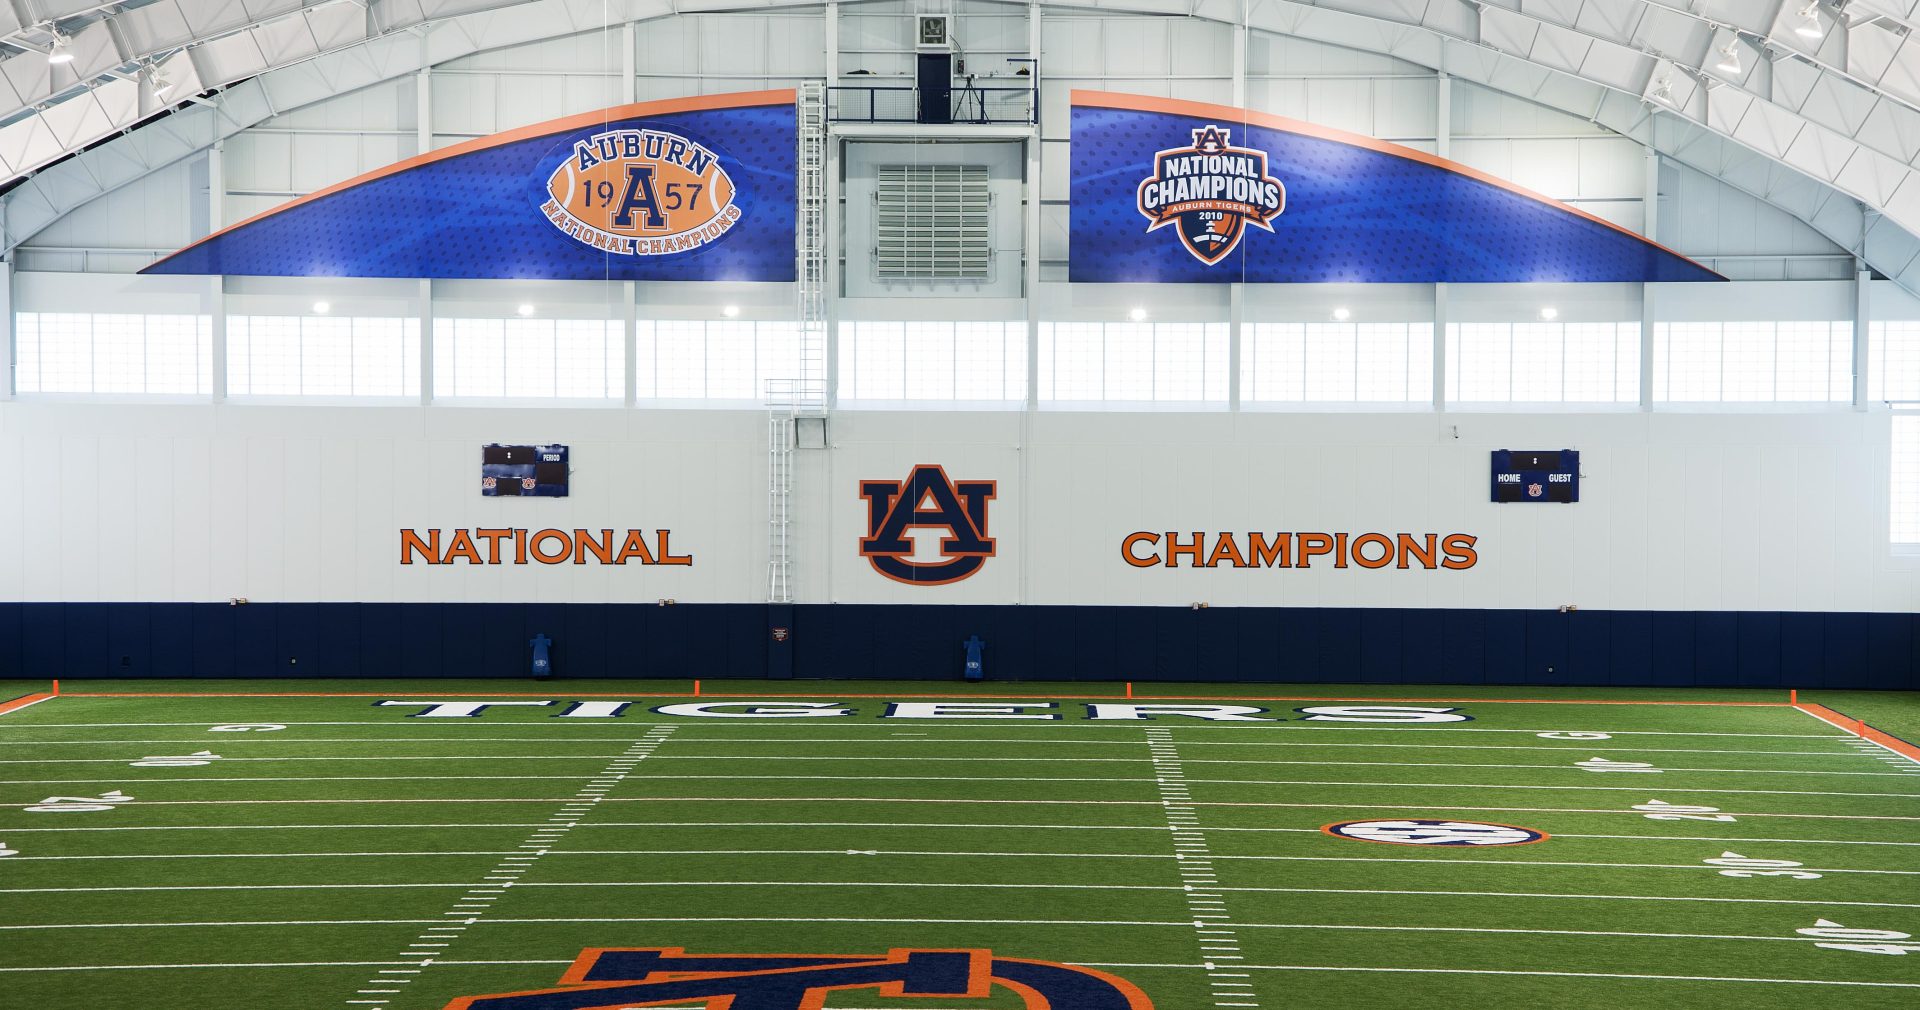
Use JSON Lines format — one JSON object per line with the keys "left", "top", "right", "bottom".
{"left": 1069, "top": 89, "right": 1719, "bottom": 278}
{"left": 146, "top": 89, "right": 798, "bottom": 272}
{"left": 0, "top": 692, "right": 56, "bottom": 716}
{"left": 1795, "top": 702, "right": 1920, "bottom": 764}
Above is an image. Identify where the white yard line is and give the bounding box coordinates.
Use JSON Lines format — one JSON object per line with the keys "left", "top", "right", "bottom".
{"left": 1145, "top": 725, "right": 1261, "bottom": 1010}
{"left": 338, "top": 724, "right": 675, "bottom": 1009}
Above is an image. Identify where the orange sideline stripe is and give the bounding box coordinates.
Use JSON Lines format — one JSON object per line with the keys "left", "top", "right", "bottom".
{"left": 1070, "top": 89, "right": 1721, "bottom": 278}
{"left": 0, "top": 692, "right": 56, "bottom": 716}
{"left": 56, "top": 689, "right": 1786, "bottom": 707}
{"left": 1795, "top": 702, "right": 1920, "bottom": 764}
{"left": 144, "top": 89, "right": 798, "bottom": 273}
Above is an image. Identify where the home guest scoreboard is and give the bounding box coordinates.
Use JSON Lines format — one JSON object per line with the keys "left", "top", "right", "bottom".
{"left": 482, "top": 444, "right": 570, "bottom": 497}
{"left": 1491, "top": 450, "right": 1579, "bottom": 503}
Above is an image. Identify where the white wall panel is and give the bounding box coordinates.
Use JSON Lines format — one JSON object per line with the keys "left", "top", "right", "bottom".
{"left": 0, "top": 400, "right": 1909, "bottom": 612}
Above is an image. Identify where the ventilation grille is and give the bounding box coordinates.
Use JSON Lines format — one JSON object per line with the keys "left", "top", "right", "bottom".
{"left": 874, "top": 164, "right": 991, "bottom": 280}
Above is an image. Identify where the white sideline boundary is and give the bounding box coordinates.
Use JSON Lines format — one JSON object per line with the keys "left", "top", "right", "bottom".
{"left": 1078, "top": 963, "right": 1920, "bottom": 990}
{"left": 8, "top": 819, "right": 1917, "bottom": 847}
{"left": 5, "top": 879, "right": 1915, "bottom": 910}
{"left": 6, "top": 846, "right": 1907, "bottom": 875}
{"left": 6, "top": 793, "right": 1917, "bottom": 813}
{"left": 0, "top": 915, "right": 1875, "bottom": 946}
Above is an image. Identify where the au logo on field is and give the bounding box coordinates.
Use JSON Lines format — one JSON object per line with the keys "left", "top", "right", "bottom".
{"left": 443, "top": 946, "right": 1153, "bottom": 1010}
{"left": 1323, "top": 819, "right": 1548, "bottom": 847}
{"left": 542, "top": 128, "right": 741, "bottom": 257}
{"left": 1136, "top": 125, "right": 1285, "bottom": 264}
{"left": 859, "top": 465, "right": 996, "bottom": 586}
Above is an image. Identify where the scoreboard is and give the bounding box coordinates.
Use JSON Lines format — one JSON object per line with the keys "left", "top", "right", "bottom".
{"left": 1491, "top": 449, "right": 1578, "bottom": 503}
{"left": 482, "top": 444, "right": 569, "bottom": 497}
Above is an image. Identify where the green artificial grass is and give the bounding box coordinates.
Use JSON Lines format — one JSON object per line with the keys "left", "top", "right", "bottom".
{"left": 0, "top": 684, "right": 1915, "bottom": 1009}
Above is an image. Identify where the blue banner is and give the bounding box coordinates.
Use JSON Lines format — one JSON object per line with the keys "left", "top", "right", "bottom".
{"left": 144, "top": 92, "right": 796, "bottom": 281}
{"left": 1069, "top": 91, "right": 1719, "bottom": 284}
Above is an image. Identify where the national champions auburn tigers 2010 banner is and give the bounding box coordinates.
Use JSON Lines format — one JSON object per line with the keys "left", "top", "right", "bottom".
{"left": 143, "top": 91, "right": 796, "bottom": 281}
{"left": 1069, "top": 90, "right": 1721, "bottom": 284}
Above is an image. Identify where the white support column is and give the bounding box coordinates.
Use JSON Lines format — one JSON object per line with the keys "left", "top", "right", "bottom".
{"left": 208, "top": 142, "right": 227, "bottom": 403}
{"left": 1232, "top": 2, "right": 1248, "bottom": 109}
{"left": 1641, "top": 149, "right": 1660, "bottom": 412}
{"left": 1024, "top": 0, "right": 1042, "bottom": 412}
{"left": 417, "top": 66, "right": 434, "bottom": 404}
{"left": 623, "top": 280, "right": 637, "bottom": 407}
{"left": 1857, "top": 260, "right": 1872, "bottom": 410}
{"left": 1, "top": 252, "right": 13, "bottom": 400}
{"left": 622, "top": 21, "right": 636, "bottom": 105}
{"left": 1432, "top": 73, "right": 1449, "bottom": 412}
{"left": 824, "top": 136, "right": 842, "bottom": 408}
{"left": 419, "top": 279, "right": 434, "bottom": 404}
{"left": 824, "top": 1, "right": 838, "bottom": 88}
{"left": 416, "top": 68, "right": 432, "bottom": 156}
{"left": 1228, "top": 283, "right": 1243, "bottom": 411}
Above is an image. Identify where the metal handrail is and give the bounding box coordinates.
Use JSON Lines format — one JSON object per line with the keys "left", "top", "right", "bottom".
{"left": 827, "top": 83, "right": 1036, "bottom": 125}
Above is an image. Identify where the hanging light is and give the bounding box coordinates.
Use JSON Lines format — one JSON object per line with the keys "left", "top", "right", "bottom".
{"left": 1651, "top": 76, "right": 1675, "bottom": 105}
{"left": 46, "top": 26, "right": 73, "bottom": 65}
{"left": 1796, "top": 2, "right": 1824, "bottom": 39}
{"left": 1715, "top": 38, "right": 1742, "bottom": 75}
{"left": 1128, "top": 306, "right": 1148, "bottom": 322}
{"left": 147, "top": 64, "right": 174, "bottom": 100}
{"left": 1331, "top": 307, "right": 1351, "bottom": 322}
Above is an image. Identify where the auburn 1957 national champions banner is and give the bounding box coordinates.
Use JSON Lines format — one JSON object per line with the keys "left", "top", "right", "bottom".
{"left": 1069, "top": 90, "right": 1720, "bottom": 285}
{"left": 144, "top": 92, "right": 796, "bottom": 281}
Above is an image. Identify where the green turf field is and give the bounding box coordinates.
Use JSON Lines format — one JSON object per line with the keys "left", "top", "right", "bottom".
{"left": 1, "top": 682, "right": 1917, "bottom": 1009}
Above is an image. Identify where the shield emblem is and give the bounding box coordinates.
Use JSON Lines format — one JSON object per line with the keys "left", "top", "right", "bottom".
{"left": 771, "top": 627, "right": 790, "bottom": 643}
{"left": 1527, "top": 483, "right": 1543, "bottom": 498}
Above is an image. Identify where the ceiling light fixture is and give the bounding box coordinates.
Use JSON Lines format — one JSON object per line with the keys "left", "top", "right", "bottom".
{"left": 1795, "top": 3, "right": 1824, "bottom": 39}
{"left": 46, "top": 26, "right": 73, "bottom": 65}
{"left": 1539, "top": 306, "right": 1559, "bottom": 321}
{"left": 147, "top": 64, "right": 174, "bottom": 100}
{"left": 312, "top": 301, "right": 331, "bottom": 314}
{"left": 1331, "top": 307, "right": 1351, "bottom": 322}
{"left": 1652, "top": 76, "right": 1675, "bottom": 104}
{"left": 722, "top": 304, "right": 741, "bottom": 318}
{"left": 1128, "top": 306, "right": 1148, "bottom": 322}
{"left": 1715, "top": 39, "right": 1742, "bottom": 75}
{"left": 516, "top": 303, "right": 535, "bottom": 317}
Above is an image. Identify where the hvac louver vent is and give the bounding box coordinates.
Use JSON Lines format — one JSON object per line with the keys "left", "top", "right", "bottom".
{"left": 874, "top": 164, "right": 991, "bottom": 280}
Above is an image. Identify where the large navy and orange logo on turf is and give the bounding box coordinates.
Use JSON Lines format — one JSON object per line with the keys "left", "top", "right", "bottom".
{"left": 1323, "top": 819, "right": 1548, "bottom": 846}
{"left": 541, "top": 128, "right": 740, "bottom": 257}
{"left": 859, "top": 465, "right": 997, "bottom": 586}
{"left": 1135, "top": 124, "right": 1285, "bottom": 265}
{"left": 443, "top": 947, "right": 1152, "bottom": 1010}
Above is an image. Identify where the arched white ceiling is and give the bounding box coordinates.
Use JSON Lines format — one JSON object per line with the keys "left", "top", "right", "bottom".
{"left": 6, "top": 0, "right": 1920, "bottom": 287}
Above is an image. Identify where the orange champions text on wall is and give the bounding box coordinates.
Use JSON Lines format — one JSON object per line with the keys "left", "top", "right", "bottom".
{"left": 400, "top": 529, "right": 692, "bottom": 566}
{"left": 1121, "top": 531, "right": 1477, "bottom": 570}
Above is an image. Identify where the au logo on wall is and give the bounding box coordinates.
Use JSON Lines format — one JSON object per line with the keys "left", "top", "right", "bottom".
{"left": 859, "top": 465, "right": 997, "bottom": 586}
{"left": 143, "top": 92, "right": 796, "bottom": 281}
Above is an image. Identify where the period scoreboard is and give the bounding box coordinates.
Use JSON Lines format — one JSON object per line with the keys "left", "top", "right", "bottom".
{"left": 482, "top": 444, "right": 569, "bottom": 497}
{"left": 1491, "top": 449, "right": 1578, "bottom": 503}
